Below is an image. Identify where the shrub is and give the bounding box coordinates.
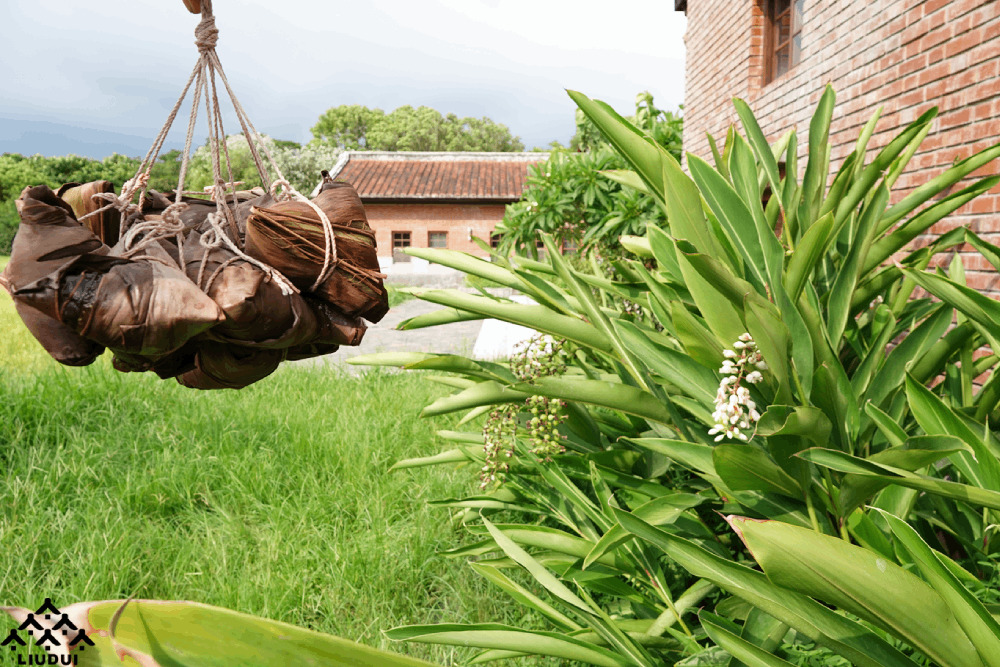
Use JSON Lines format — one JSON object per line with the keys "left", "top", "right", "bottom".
{"left": 182, "top": 134, "right": 341, "bottom": 194}
{"left": 495, "top": 92, "right": 681, "bottom": 259}
{"left": 355, "top": 86, "right": 1000, "bottom": 666}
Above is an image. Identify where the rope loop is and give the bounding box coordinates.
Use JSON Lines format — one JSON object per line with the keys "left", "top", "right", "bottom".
{"left": 78, "top": 191, "right": 140, "bottom": 224}
{"left": 269, "top": 178, "right": 295, "bottom": 202}
{"left": 161, "top": 202, "right": 190, "bottom": 227}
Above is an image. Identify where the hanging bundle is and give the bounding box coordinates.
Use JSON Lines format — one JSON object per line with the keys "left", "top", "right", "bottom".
{"left": 0, "top": 0, "right": 388, "bottom": 389}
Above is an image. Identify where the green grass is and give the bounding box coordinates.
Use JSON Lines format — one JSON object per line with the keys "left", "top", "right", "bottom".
{"left": 0, "top": 284, "right": 539, "bottom": 664}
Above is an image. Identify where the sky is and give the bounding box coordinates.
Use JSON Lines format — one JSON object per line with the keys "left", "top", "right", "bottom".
{"left": 0, "top": 0, "right": 686, "bottom": 158}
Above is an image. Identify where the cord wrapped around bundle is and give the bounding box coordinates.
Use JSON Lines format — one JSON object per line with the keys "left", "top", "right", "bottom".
{"left": 1, "top": 177, "right": 380, "bottom": 390}
{"left": 246, "top": 179, "right": 388, "bottom": 322}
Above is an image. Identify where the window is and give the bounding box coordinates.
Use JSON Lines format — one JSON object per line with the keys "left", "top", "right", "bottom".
{"left": 562, "top": 238, "right": 579, "bottom": 255}
{"left": 428, "top": 231, "right": 448, "bottom": 248}
{"left": 392, "top": 231, "right": 411, "bottom": 262}
{"left": 490, "top": 233, "right": 502, "bottom": 249}
{"left": 765, "top": 0, "right": 803, "bottom": 82}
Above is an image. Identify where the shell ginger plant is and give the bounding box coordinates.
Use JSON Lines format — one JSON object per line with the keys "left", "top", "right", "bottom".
{"left": 354, "top": 85, "right": 1000, "bottom": 667}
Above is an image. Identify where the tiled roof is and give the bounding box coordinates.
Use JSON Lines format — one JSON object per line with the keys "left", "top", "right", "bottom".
{"left": 326, "top": 151, "right": 549, "bottom": 203}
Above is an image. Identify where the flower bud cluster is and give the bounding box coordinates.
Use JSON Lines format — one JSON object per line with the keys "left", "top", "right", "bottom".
{"left": 481, "top": 405, "right": 517, "bottom": 489}
{"left": 708, "top": 333, "right": 766, "bottom": 442}
{"left": 525, "top": 394, "right": 568, "bottom": 461}
{"left": 510, "top": 334, "right": 566, "bottom": 382}
{"left": 480, "top": 334, "right": 568, "bottom": 489}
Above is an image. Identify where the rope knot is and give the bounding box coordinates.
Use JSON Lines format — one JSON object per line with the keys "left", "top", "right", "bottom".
{"left": 195, "top": 14, "right": 219, "bottom": 53}
{"left": 161, "top": 202, "right": 190, "bottom": 228}
{"left": 270, "top": 178, "right": 294, "bottom": 202}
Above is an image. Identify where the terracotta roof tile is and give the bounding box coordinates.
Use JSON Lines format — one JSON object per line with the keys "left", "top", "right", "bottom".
{"left": 328, "top": 151, "right": 548, "bottom": 202}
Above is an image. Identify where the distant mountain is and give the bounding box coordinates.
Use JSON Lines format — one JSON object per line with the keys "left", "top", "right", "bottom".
{"left": 0, "top": 117, "right": 185, "bottom": 159}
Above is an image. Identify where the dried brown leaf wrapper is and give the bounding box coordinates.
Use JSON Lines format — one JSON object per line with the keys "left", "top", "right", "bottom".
{"left": 177, "top": 343, "right": 284, "bottom": 390}
{"left": 245, "top": 182, "right": 388, "bottom": 321}
{"left": 7, "top": 185, "right": 223, "bottom": 357}
{"left": 13, "top": 301, "right": 104, "bottom": 367}
{"left": 57, "top": 181, "right": 121, "bottom": 245}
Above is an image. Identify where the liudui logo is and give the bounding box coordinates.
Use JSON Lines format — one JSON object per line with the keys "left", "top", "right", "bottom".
{"left": 2, "top": 599, "right": 94, "bottom": 665}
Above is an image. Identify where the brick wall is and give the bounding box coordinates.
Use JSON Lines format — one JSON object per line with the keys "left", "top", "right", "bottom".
{"left": 364, "top": 202, "right": 506, "bottom": 259}
{"left": 683, "top": 0, "right": 1000, "bottom": 289}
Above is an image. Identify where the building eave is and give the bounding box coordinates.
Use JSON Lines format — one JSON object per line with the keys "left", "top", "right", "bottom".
{"left": 361, "top": 196, "right": 518, "bottom": 206}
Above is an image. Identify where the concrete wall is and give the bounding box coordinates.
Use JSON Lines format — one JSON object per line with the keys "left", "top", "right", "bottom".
{"left": 683, "top": 0, "right": 1000, "bottom": 289}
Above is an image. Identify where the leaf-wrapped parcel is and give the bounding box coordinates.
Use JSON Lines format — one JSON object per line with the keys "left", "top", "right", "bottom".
{"left": 1, "top": 178, "right": 381, "bottom": 390}
{"left": 246, "top": 180, "right": 389, "bottom": 322}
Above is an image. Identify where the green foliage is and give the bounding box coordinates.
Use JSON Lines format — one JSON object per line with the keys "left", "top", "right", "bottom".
{"left": 0, "top": 138, "right": 337, "bottom": 253}
{"left": 0, "top": 201, "right": 17, "bottom": 255}
{"left": 496, "top": 92, "right": 681, "bottom": 258}
{"left": 0, "top": 151, "right": 153, "bottom": 253}
{"left": 4, "top": 600, "right": 435, "bottom": 666}
{"left": 355, "top": 87, "right": 1000, "bottom": 666}
{"left": 182, "top": 133, "right": 341, "bottom": 194}
{"left": 0, "top": 152, "right": 143, "bottom": 202}
{"left": 310, "top": 104, "right": 524, "bottom": 152}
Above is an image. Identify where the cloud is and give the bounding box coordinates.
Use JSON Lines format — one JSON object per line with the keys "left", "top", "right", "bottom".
{"left": 1, "top": 0, "right": 686, "bottom": 157}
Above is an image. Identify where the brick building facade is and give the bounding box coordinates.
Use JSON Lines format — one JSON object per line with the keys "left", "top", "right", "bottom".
{"left": 326, "top": 152, "right": 547, "bottom": 266}
{"left": 676, "top": 0, "right": 1000, "bottom": 289}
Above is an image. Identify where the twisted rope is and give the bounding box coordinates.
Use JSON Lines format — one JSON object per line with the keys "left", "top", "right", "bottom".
{"left": 82, "top": 0, "right": 336, "bottom": 297}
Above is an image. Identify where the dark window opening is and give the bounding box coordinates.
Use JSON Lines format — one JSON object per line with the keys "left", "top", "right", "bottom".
{"left": 490, "top": 233, "right": 502, "bottom": 249}
{"left": 428, "top": 231, "right": 448, "bottom": 248}
{"left": 393, "top": 231, "right": 411, "bottom": 262}
{"left": 766, "top": 0, "right": 803, "bottom": 82}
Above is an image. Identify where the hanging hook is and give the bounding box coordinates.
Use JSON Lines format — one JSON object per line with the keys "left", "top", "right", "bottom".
{"left": 182, "top": 0, "right": 201, "bottom": 14}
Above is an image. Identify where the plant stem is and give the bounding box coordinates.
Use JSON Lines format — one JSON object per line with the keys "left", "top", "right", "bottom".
{"left": 805, "top": 491, "right": 823, "bottom": 534}
{"left": 790, "top": 363, "right": 809, "bottom": 405}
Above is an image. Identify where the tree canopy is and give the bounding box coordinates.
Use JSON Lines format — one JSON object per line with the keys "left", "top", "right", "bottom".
{"left": 310, "top": 104, "right": 524, "bottom": 152}
{"left": 495, "top": 91, "right": 682, "bottom": 258}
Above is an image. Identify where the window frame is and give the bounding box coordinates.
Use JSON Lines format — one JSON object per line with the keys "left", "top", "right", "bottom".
{"left": 428, "top": 231, "right": 448, "bottom": 249}
{"left": 764, "top": 0, "right": 803, "bottom": 84}
{"left": 392, "top": 231, "right": 412, "bottom": 249}
{"left": 392, "top": 231, "right": 412, "bottom": 262}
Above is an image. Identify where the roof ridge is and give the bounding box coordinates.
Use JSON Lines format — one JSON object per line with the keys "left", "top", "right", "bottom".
{"left": 339, "top": 151, "right": 551, "bottom": 162}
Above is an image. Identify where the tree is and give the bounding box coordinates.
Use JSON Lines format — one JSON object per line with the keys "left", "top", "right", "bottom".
{"left": 181, "top": 134, "right": 340, "bottom": 194}
{"left": 310, "top": 104, "right": 524, "bottom": 152}
{"left": 0, "top": 151, "right": 144, "bottom": 253}
{"left": 310, "top": 105, "right": 385, "bottom": 150}
{"left": 495, "top": 92, "right": 682, "bottom": 258}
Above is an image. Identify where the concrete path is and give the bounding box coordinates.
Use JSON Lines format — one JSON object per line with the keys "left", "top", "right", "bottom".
{"left": 305, "top": 298, "right": 484, "bottom": 368}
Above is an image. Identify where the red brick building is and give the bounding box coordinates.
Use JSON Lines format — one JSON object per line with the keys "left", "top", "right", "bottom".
{"left": 676, "top": 0, "right": 1000, "bottom": 288}
{"left": 327, "top": 151, "right": 547, "bottom": 267}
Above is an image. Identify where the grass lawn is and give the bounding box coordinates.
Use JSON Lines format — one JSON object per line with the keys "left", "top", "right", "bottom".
{"left": 0, "top": 278, "right": 532, "bottom": 664}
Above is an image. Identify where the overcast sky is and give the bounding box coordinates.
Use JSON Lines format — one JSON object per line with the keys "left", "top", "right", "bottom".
{"left": 1, "top": 0, "right": 686, "bottom": 158}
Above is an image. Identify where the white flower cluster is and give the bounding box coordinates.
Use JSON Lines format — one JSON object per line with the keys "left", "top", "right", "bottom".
{"left": 511, "top": 334, "right": 564, "bottom": 381}
{"left": 709, "top": 333, "right": 767, "bottom": 442}
{"left": 188, "top": 133, "right": 342, "bottom": 194}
